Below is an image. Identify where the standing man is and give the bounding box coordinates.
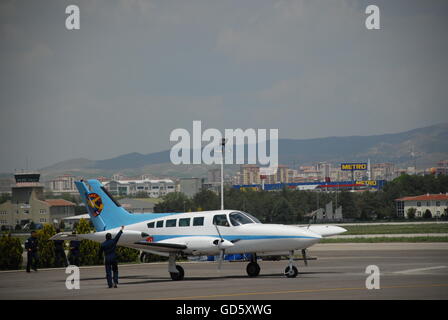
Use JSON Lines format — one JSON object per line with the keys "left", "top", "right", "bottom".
{"left": 99, "top": 225, "right": 124, "bottom": 288}
{"left": 25, "top": 231, "right": 39, "bottom": 273}
{"left": 54, "top": 229, "right": 68, "bottom": 267}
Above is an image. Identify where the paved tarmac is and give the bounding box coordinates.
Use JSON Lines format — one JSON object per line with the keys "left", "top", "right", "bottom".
{"left": 1, "top": 243, "right": 448, "bottom": 300}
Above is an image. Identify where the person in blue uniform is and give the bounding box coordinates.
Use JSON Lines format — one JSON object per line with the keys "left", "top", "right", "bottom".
{"left": 25, "top": 231, "right": 39, "bottom": 273}
{"left": 99, "top": 225, "right": 124, "bottom": 288}
{"left": 69, "top": 239, "right": 81, "bottom": 266}
{"left": 54, "top": 229, "right": 68, "bottom": 267}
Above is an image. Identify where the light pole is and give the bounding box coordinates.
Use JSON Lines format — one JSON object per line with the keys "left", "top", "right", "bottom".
{"left": 220, "top": 138, "right": 226, "bottom": 211}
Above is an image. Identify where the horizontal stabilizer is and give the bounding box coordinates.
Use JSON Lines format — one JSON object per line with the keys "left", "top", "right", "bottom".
{"left": 50, "top": 232, "right": 82, "bottom": 241}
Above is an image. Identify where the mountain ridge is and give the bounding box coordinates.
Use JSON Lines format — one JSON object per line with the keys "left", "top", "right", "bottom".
{"left": 38, "top": 123, "right": 448, "bottom": 179}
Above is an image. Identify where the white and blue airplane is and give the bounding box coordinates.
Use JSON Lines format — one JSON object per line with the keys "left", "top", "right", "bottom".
{"left": 51, "top": 179, "right": 346, "bottom": 280}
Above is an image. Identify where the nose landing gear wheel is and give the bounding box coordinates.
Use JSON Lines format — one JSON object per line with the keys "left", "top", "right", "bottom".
{"left": 246, "top": 262, "right": 261, "bottom": 277}
{"left": 284, "top": 266, "right": 298, "bottom": 278}
{"left": 170, "top": 265, "right": 185, "bottom": 281}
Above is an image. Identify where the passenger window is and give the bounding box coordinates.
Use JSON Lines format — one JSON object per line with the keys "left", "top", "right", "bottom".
{"left": 156, "top": 220, "right": 164, "bottom": 228}
{"left": 193, "top": 217, "right": 204, "bottom": 226}
{"left": 213, "top": 214, "right": 230, "bottom": 227}
{"left": 179, "top": 218, "right": 190, "bottom": 227}
{"left": 166, "top": 219, "right": 177, "bottom": 227}
{"left": 147, "top": 222, "right": 155, "bottom": 228}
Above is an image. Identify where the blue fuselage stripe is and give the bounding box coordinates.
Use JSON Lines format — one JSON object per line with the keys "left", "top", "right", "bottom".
{"left": 152, "top": 235, "right": 319, "bottom": 242}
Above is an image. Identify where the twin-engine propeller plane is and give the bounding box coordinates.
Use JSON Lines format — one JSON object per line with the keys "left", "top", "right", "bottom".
{"left": 50, "top": 179, "right": 346, "bottom": 280}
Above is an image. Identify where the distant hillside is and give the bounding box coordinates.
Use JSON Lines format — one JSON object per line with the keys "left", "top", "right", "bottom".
{"left": 39, "top": 123, "right": 448, "bottom": 180}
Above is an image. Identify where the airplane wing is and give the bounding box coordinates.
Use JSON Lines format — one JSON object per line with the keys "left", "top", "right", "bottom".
{"left": 134, "top": 241, "right": 187, "bottom": 252}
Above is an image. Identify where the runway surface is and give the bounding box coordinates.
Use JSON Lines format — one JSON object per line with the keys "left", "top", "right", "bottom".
{"left": 1, "top": 243, "right": 448, "bottom": 300}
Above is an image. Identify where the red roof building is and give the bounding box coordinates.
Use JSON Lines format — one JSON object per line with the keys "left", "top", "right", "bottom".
{"left": 44, "top": 199, "right": 76, "bottom": 207}
{"left": 395, "top": 194, "right": 448, "bottom": 218}
{"left": 396, "top": 194, "right": 448, "bottom": 202}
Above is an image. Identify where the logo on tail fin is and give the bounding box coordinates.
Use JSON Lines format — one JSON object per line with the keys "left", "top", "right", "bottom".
{"left": 87, "top": 193, "right": 104, "bottom": 217}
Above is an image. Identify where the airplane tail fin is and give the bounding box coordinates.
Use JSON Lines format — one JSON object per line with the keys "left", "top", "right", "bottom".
{"left": 75, "top": 179, "right": 134, "bottom": 231}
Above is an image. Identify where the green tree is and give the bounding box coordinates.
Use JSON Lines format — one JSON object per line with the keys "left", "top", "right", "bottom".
{"left": 423, "top": 209, "right": 432, "bottom": 219}
{"left": 269, "top": 197, "right": 295, "bottom": 224}
{"left": 36, "top": 224, "right": 56, "bottom": 268}
{"left": 338, "top": 191, "right": 357, "bottom": 219}
{"left": 74, "top": 218, "right": 102, "bottom": 266}
{"left": 0, "top": 233, "right": 23, "bottom": 270}
{"left": 116, "top": 246, "right": 139, "bottom": 263}
{"left": 141, "top": 252, "right": 168, "bottom": 263}
{"left": 154, "top": 192, "right": 192, "bottom": 212}
{"left": 193, "top": 189, "right": 220, "bottom": 211}
{"left": 407, "top": 207, "right": 416, "bottom": 219}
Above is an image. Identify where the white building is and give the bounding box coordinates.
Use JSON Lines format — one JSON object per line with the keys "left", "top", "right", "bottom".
{"left": 103, "top": 179, "right": 175, "bottom": 198}
{"left": 46, "top": 175, "right": 78, "bottom": 194}
{"left": 395, "top": 194, "right": 448, "bottom": 218}
{"left": 179, "top": 178, "right": 203, "bottom": 198}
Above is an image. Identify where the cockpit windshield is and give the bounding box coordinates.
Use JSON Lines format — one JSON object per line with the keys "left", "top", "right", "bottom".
{"left": 242, "top": 211, "right": 262, "bottom": 224}
{"left": 229, "top": 211, "right": 261, "bottom": 226}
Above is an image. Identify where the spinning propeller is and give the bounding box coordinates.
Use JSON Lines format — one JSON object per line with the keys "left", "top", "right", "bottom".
{"left": 301, "top": 249, "right": 308, "bottom": 266}
{"left": 213, "top": 223, "right": 233, "bottom": 270}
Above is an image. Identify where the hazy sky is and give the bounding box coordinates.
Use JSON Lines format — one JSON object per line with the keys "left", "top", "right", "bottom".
{"left": 1, "top": 0, "right": 447, "bottom": 172}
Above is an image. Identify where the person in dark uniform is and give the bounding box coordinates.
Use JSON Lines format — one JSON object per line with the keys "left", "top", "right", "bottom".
{"left": 25, "top": 231, "right": 39, "bottom": 273}
{"left": 54, "top": 229, "right": 68, "bottom": 267}
{"left": 99, "top": 225, "right": 124, "bottom": 288}
{"left": 69, "top": 239, "right": 81, "bottom": 266}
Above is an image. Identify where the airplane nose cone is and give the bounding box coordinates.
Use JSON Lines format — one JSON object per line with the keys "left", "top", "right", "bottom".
{"left": 302, "top": 229, "right": 322, "bottom": 245}
{"left": 218, "top": 239, "right": 234, "bottom": 250}
{"left": 336, "top": 226, "right": 347, "bottom": 235}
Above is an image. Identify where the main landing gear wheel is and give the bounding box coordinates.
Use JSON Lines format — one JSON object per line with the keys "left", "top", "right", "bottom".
{"left": 246, "top": 262, "right": 260, "bottom": 277}
{"left": 170, "top": 265, "right": 185, "bottom": 281}
{"left": 284, "top": 250, "right": 298, "bottom": 278}
{"left": 284, "top": 266, "right": 298, "bottom": 278}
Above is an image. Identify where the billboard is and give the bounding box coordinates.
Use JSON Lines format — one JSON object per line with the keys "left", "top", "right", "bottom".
{"left": 356, "top": 180, "right": 377, "bottom": 186}
{"left": 341, "top": 163, "right": 368, "bottom": 171}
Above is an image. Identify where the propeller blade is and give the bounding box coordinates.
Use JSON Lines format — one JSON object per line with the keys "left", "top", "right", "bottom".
{"left": 214, "top": 223, "right": 223, "bottom": 240}
{"left": 218, "top": 250, "right": 224, "bottom": 270}
{"left": 302, "top": 249, "right": 308, "bottom": 266}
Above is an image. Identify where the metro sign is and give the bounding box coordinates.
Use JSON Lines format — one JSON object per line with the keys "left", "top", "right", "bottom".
{"left": 341, "top": 163, "right": 368, "bottom": 171}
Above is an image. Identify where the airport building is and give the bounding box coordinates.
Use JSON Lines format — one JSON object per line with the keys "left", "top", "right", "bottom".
{"left": 118, "top": 198, "right": 155, "bottom": 213}
{"left": 0, "top": 177, "right": 14, "bottom": 194}
{"left": 0, "top": 172, "right": 75, "bottom": 229}
{"left": 239, "top": 165, "right": 261, "bottom": 185}
{"left": 45, "top": 174, "right": 78, "bottom": 194}
{"left": 207, "top": 168, "right": 221, "bottom": 185}
{"left": 395, "top": 194, "right": 448, "bottom": 218}
{"left": 103, "top": 178, "right": 175, "bottom": 198}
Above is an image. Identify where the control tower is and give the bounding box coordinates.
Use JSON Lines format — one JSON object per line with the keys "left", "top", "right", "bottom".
{"left": 11, "top": 172, "right": 45, "bottom": 204}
